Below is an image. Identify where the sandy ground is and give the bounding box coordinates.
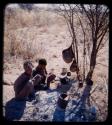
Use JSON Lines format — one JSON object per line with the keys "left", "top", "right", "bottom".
{"left": 3, "top": 86, "right": 15, "bottom": 106}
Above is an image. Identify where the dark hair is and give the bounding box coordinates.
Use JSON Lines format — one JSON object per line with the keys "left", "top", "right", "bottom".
{"left": 39, "top": 59, "right": 47, "bottom": 65}
{"left": 23, "top": 61, "right": 33, "bottom": 69}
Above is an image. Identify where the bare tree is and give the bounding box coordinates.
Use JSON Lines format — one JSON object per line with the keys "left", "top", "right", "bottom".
{"left": 79, "top": 5, "right": 109, "bottom": 107}
{"left": 56, "top": 4, "right": 109, "bottom": 107}
{"left": 80, "top": 5, "right": 109, "bottom": 80}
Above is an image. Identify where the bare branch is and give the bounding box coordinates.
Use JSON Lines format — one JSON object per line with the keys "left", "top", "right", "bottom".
{"left": 97, "top": 20, "right": 109, "bottom": 40}
{"left": 75, "top": 12, "right": 87, "bottom": 80}
{"left": 80, "top": 5, "right": 93, "bottom": 28}
{"left": 96, "top": 25, "right": 109, "bottom": 53}
{"left": 97, "top": 7, "right": 109, "bottom": 31}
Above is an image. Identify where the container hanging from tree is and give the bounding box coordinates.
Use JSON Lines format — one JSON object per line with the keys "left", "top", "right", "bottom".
{"left": 62, "top": 44, "right": 74, "bottom": 63}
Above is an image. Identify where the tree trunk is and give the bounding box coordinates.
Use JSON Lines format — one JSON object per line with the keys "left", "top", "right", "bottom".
{"left": 87, "top": 49, "right": 97, "bottom": 79}
{"left": 81, "top": 46, "right": 97, "bottom": 107}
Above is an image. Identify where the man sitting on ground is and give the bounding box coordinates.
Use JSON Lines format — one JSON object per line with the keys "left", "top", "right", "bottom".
{"left": 32, "top": 58, "right": 56, "bottom": 91}
{"left": 14, "top": 61, "right": 41, "bottom": 101}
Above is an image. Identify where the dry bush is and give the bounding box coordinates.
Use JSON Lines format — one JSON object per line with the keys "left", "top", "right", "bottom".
{"left": 5, "top": 7, "right": 39, "bottom": 29}
{"left": 4, "top": 6, "right": 63, "bottom": 30}
{"left": 4, "top": 8, "right": 46, "bottom": 59}
{"left": 4, "top": 27, "right": 45, "bottom": 61}
{"left": 4, "top": 32, "right": 45, "bottom": 61}
{"left": 4, "top": 6, "right": 64, "bottom": 61}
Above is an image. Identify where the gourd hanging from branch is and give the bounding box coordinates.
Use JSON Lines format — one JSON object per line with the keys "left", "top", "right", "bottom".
{"left": 70, "top": 59, "right": 79, "bottom": 72}
{"left": 62, "top": 44, "right": 74, "bottom": 63}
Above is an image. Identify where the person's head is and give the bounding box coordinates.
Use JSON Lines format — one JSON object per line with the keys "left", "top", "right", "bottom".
{"left": 23, "top": 61, "right": 33, "bottom": 75}
{"left": 38, "top": 58, "right": 47, "bottom": 69}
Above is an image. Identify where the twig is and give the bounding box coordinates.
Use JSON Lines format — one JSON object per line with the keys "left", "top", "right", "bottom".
{"left": 90, "top": 85, "right": 98, "bottom": 95}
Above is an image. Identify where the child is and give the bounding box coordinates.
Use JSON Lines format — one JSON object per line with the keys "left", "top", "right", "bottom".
{"left": 32, "top": 58, "right": 56, "bottom": 90}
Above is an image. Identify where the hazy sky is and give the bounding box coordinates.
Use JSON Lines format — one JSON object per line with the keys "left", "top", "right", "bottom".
{"left": 7, "top": 4, "right": 54, "bottom": 8}
{"left": 6, "top": 4, "right": 108, "bottom": 11}
{"left": 6, "top": 4, "right": 80, "bottom": 10}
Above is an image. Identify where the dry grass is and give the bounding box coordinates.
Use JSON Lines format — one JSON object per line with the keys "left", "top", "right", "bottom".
{"left": 4, "top": 6, "right": 64, "bottom": 61}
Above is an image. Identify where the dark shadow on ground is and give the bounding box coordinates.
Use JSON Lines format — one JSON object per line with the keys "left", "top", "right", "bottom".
{"left": 47, "top": 79, "right": 77, "bottom": 94}
{"left": 52, "top": 105, "right": 65, "bottom": 122}
{"left": 4, "top": 98, "right": 26, "bottom": 121}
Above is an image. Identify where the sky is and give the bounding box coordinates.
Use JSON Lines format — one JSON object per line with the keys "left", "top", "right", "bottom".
{"left": 6, "top": 4, "right": 108, "bottom": 11}
{"left": 7, "top": 4, "right": 54, "bottom": 8}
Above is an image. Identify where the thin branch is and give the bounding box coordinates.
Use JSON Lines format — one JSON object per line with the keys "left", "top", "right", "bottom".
{"left": 63, "top": 4, "right": 71, "bottom": 18}
{"left": 89, "top": 5, "right": 95, "bottom": 32}
{"left": 69, "top": 9, "right": 79, "bottom": 66}
{"left": 97, "top": 39, "right": 108, "bottom": 52}
{"left": 80, "top": 5, "right": 93, "bottom": 28}
{"left": 97, "top": 8, "right": 109, "bottom": 31}
{"left": 96, "top": 25, "right": 109, "bottom": 52}
{"left": 63, "top": 14, "right": 73, "bottom": 39}
{"left": 97, "top": 21, "right": 108, "bottom": 40}
{"left": 75, "top": 13, "right": 86, "bottom": 80}
{"left": 57, "top": 5, "right": 73, "bottom": 42}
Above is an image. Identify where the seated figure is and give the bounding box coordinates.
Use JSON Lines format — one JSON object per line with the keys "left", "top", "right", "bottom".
{"left": 14, "top": 61, "right": 41, "bottom": 101}
{"left": 32, "top": 58, "right": 56, "bottom": 90}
